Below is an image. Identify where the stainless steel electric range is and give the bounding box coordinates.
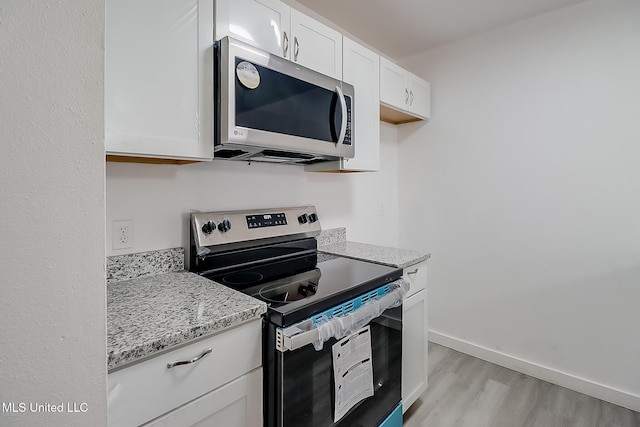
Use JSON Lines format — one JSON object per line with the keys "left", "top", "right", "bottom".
{"left": 189, "top": 206, "right": 406, "bottom": 427}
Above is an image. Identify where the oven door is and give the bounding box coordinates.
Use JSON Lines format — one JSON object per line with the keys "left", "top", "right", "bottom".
{"left": 264, "top": 305, "right": 402, "bottom": 427}
{"left": 216, "top": 36, "right": 354, "bottom": 159}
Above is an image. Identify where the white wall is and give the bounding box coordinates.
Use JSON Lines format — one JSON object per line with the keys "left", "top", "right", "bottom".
{"left": 304, "top": 123, "right": 399, "bottom": 246}
{"left": 106, "top": 123, "right": 399, "bottom": 255}
{"left": 398, "top": 0, "right": 640, "bottom": 410}
{"left": 0, "top": 2, "right": 107, "bottom": 426}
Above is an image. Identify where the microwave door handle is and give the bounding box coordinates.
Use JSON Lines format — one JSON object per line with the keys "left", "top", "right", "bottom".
{"left": 335, "top": 86, "right": 348, "bottom": 145}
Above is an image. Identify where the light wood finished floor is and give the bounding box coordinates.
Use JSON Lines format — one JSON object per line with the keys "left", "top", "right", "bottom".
{"left": 403, "top": 343, "right": 640, "bottom": 427}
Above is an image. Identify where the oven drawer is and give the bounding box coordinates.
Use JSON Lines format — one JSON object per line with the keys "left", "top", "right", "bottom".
{"left": 108, "top": 319, "right": 262, "bottom": 427}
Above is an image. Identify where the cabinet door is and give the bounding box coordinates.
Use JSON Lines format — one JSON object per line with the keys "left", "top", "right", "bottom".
{"left": 305, "top": 37, "right": 378, "bottom": 172}
{"left": 145, "top": 367, "right": 262, "bottom": 427}
{"left": 105, "top": 0, "right": 214, "bottom": 161}
{"left": 215, "top": 0, "right": 290, "bottom": 58}
{"left": 341, "top": 37, "right": 380, "bottom": 171}
{"left": 108, "top": 320, "right": 262, "bottom": 427}
{"left": 402, "top": 289, "right": 428, "bottom": 413}
{"left": 290, "top": 9, "right": 342, "bottom": 79}
{"left": 407, "top": 74, "right": 430, "bottom": 119}
{"left": 379, "top": 56, "right": 407, "bottom": 111}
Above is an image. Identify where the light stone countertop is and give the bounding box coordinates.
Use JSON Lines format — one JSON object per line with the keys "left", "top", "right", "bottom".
{"left": 106, "top": 247, "right": 184, "bottom": 285}
{"left": 316, "top": 227, "right": 346, "bottom": 246}
{"left": 106, "top": 233, "right": 427, "bottom": 371}
{"left": 319, "top": 241, "right": 429, "bottom": 269}
{"left": 107, "top": 271, "right": 266, "bottom": 371}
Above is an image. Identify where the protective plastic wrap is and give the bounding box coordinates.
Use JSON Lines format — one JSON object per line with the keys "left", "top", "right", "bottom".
{"left": 190, "top": 211, "right": 211, "bottom": 257}
{"left": 311, "top": 278, "right": 409, "bottom": 351}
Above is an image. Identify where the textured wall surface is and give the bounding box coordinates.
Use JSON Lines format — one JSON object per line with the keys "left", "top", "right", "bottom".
{"left": 0, "top": 1, "right": 107, "bottom": 425}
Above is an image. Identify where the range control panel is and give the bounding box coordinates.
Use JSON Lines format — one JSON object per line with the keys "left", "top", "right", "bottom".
{"left": 247, "top": 213, "right": 287, "bottom": 229}
{"left": 192, "top": 205, "right": 321, "bottom": 250}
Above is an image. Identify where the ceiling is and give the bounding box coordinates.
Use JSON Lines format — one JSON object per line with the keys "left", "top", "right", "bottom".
{"left": 293, "top": 0, "right": 587, "bottom": 60}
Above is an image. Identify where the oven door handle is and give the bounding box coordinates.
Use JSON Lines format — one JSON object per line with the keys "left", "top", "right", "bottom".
{"left": 277, "top": 278, "right": 409, "bottom": 353}
{"left": 278, "top": 323, "right": 319, "bottom": 353}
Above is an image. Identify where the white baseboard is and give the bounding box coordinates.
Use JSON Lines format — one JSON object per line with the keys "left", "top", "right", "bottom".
{"left": 429, "top": 330, "right": 640, "bottom": 413}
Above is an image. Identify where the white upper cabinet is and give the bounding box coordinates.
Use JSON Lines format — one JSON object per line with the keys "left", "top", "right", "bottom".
{"left": 341, "top": 37, "right": 379, "bottom": 171}
{"left": 380, "top": 56, "right": 430, "bottom": 124}
{"left": 215, "top": 0, "right": 342, "bottom": 79}
{"left": 380, "top": 59, "right": 407, "bottom": 111}
{"left": 214, "top": 0, "right": 290, "bottom": 58}
{"left": 105, "top": 0, "right": 214, "bottom": 162}
{"left": 289, "top": 9, "right": 342, "bottom": 79}
{"left": 307, "top": 37, "right": 379, "bottom": 172}
{"left": 407, "top": 74, "right": 431, "bottom": 119}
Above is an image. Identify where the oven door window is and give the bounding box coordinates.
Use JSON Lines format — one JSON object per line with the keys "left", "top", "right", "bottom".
{"left": 235, "top": 59, "right": 343, "bottom": 143}
{"left": 275, "top": 306, "right": 402, "bottom": 427}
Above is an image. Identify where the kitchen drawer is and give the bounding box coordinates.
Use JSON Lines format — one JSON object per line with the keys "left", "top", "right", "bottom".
{"left": 108, "top": 319, "right": 262, "bottom": 427}
{"left": 144, "top": 367, "right": 262, "bottom": 427}
{"left": 403, "top": 260, "right": 427, "bottom": 298}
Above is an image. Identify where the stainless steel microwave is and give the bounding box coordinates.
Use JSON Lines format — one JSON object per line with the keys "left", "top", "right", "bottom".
{"left": 214, "top": 37, "right": 355, "bottom": 165}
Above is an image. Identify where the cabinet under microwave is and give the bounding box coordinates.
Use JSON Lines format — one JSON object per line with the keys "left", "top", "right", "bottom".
{"left": 215, "top": 37, "right": 355, "bottom": 165}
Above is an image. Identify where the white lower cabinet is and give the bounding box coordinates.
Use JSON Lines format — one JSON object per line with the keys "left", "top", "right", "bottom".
{"left": 108, "top": 320, "right": 262, "bottom": 427}
{"left": 144, "top": 367, "right": 262, "bottom": 427}
{"left": 402, "top": 261, "right": 428, "bottom": 413}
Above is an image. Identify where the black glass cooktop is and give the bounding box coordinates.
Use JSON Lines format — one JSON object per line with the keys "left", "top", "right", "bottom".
{"left": 206, "top": 255, "right": 402, "bottom": 327}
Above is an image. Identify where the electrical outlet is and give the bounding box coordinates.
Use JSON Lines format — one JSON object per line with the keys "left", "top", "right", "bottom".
{"left": 112, "top": 220, "right": 134, "bottom": 250}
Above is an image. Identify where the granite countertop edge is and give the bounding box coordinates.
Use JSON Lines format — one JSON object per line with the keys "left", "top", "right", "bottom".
{"left": 107, "top": 271, "right": 267, "bottom": 371}
{"left": 318, "top": 241, "right": 430, "bottom": 269}
{"left": 107, "top": 307, "right": 265, "bottom": 371}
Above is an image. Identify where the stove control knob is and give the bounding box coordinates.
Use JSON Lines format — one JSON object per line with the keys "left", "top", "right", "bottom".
{"left": 298, "top": 213, "right": 308, "bottom": 224}
{"left": 202, "top": 221, "right": 216, "bottom": 234}
{"left": 308, "top": 213, "right": 318, "bottom": 223}
{"left": 218, "top": 219, "right": 231, "bottom": 233}
{"left": 298, "top": 284, "right": 309, "bottom": 297}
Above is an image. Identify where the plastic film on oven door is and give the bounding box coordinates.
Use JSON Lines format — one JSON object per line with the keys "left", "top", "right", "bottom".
{"left": 276, "top": 278, "right": 409, "bottom": 352}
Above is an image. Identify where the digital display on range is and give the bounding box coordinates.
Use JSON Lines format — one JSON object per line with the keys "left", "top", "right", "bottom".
{"left": 246, "top": 213, "right": 288, "bottom": 229}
